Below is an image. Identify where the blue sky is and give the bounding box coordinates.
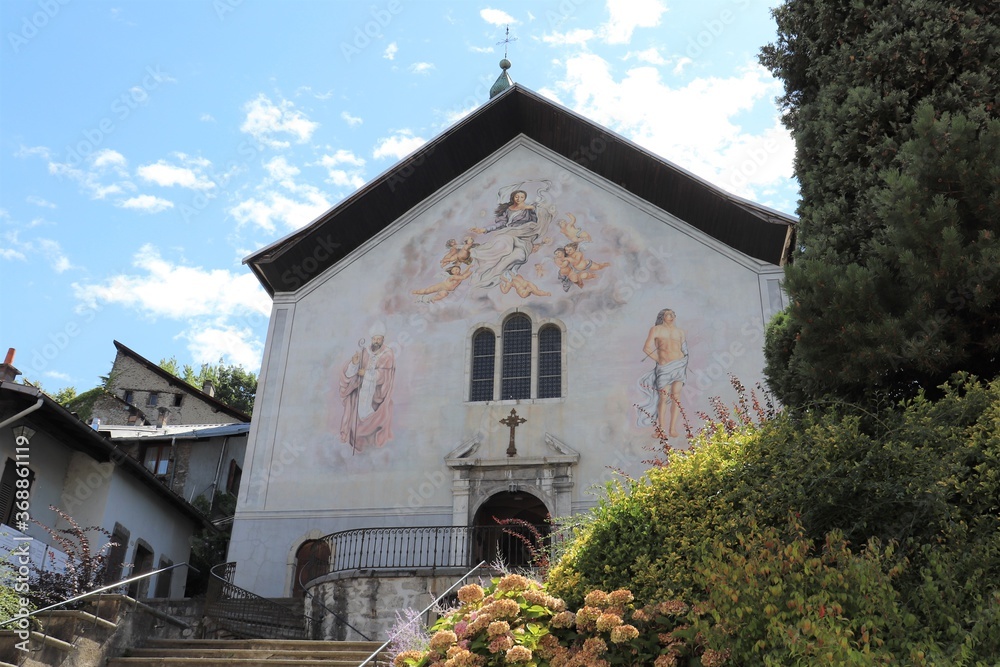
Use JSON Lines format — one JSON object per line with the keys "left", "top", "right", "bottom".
{"left": 0, "top": 0, "right": 798, "bottom": 395}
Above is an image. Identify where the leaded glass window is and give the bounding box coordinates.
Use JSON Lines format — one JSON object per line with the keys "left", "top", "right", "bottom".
{"left": 470, "top": 328, "right": 496, "bottom": 401}
{"left": 501, "top": 314, "right": 531, "bottom": 400}
{"left": 537, "top": 325, "right": 562, "bottom": 398}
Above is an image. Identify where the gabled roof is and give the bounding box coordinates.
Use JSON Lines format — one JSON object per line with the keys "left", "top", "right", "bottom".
{"left": 0, "top": 382, "right": 216, "bottom": 531}
{"left": 113, "top": 340, "right": 251, "bottom": 423}
{"left": 244, "top": 84, "right": 796, "bottom": 296}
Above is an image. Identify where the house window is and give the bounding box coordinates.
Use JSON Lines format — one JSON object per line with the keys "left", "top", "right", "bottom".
{"left": 154, "top": 557, "right": 173, "bottom": 598}
{"left": 147, "top": 392, "right": 159, "bottom": 407}
{"left": 173, "top": 394, "right": 183, "bottom": 407}
{"left": 123, "top": 390, "right": 134, "bottom": 404}
{"left": 469, "top": 329, "right": 496, "bottom": 402}
{"left": 0, "top": 458, "right": 34, "bottom": 528}
{"left": 226, "top": 459, "right": 242, "bottom": 496}
{"left": 537, "top": 325, "right": 562, "bottom": 399}
{"left": 143, "top": 444, "right": 170, "bottom": 477}
{"left": 469, "top": 314, "right": 563, "bottom": 402}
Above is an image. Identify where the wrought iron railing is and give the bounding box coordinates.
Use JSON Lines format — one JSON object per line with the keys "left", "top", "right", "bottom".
{"left": 309, "top": 524, "right": 551, "bottom": 582}
{"left": 205, "top": 562, "right": 312, "bottom": 640}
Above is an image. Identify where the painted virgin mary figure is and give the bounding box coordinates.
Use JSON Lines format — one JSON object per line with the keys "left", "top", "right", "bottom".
{"left": 469, "top": 187, "right": 552, "bottom": 289}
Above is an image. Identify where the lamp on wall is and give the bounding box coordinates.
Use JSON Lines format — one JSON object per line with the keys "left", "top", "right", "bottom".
{"left": 11, "top": 425, "right": 34, "bottom": 441}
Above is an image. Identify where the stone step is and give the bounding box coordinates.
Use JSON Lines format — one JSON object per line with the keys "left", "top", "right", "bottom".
{"left": 141, "top": 639, "right": 382, "bottom": 651}
{"left": 109, "top": 638, "right": 391, "bottom": 667}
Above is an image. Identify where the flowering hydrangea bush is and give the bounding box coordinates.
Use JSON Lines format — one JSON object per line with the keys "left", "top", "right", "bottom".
{"left": 392, "top": 574, "right": 725, "bottom": 667}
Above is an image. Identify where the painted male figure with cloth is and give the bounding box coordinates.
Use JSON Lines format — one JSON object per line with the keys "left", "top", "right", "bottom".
{"left": 638, "top": 308, "right": 688, "bottom": 438}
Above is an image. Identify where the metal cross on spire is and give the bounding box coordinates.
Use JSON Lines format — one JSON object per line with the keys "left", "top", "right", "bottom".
{"left": 496, "top": 24, "right": 517, "bottom": 59}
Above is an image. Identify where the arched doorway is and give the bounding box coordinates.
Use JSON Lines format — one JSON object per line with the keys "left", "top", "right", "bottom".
{"left": 472, "top": 491, "right": 549, "bottom": 569}
{"left": 292, "top": 540, "right": 331, "bottom": 598}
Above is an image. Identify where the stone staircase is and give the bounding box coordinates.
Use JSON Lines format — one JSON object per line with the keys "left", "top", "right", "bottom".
{"left": 108, "top": 638, "right": 390, "bottom": 666}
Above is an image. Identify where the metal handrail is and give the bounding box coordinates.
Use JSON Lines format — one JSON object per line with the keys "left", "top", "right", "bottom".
{"left": 0, "top": 561, "right": 197, "bottom": 628}
{"left": 314, "top": 524, "right": 551, "bottom": 577}
{"left": 205, "top": 561, "right": 313, "bottom": 639}
{"left": 357, "top": 561, "right": 488, "bottom": 667}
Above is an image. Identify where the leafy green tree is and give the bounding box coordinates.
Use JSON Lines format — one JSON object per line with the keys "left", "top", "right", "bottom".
{"left": 159, "top": 357, "right": 257, "bottom": 415}
{"left": 760, "top": 1, "right": 1000, "bottom": 406}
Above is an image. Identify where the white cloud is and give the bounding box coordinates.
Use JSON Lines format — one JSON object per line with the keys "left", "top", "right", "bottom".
{"left": 138, "top": 156, "right": 215, "bottom": 190}
{"left": 409, "top": 62, "right": 435, "bottom": 75}
{"left": 542, "top": 29, "right": 596, "bottom": 46}
{"left": 230, "top": 157, "right": 332, "bottom": 233}
{"left": 0, "top": 247, "right": 26, "bottom": 261}
{"left": 43, "top": 370, "right": 72, "bottom": 382}
{"left": 200, "top": 113, "right": 216, "bottom": 122}
{"left": 36, "top": 238, "right": 72, "bottom": 273}
{"left": 91, "top": 148, "right": 127, "bottom": 170}
{"left": 341, "top": 111, "right": 363, "bottom": 127}
{"left": 119, "top": 195, "right": 174, "bottom": 213}
{"left": 47, "top": 149, "right": 134, "bottom": 201}
{"left": 468, "top": 45, "right": 494, "bottom": 54}
{"left": 183, "top": 325, "right": 264, "bottom": 370}
{"left": 629, "top": 47, "right": 665, "bottom": 65}
{"left": 383, "top": 42, "right": 398, "bottom": 60}
{"left": 372, "top": 130, "right": 426, "bottom": 160}
{"left": 602, "top": 0, "right": 666, "bottom": 44}
{"left": 72, "top": 245, "right": 271, "bottom": 371}
{"left": 73, "top": 243, "right": 271, "bottom": 321}
{"left": 26, "top": 195, "right": 56, "bottom": 208}
{"left": 552, "top": 54, "right": 795, "bottom": 199}
{"left": 672, "top": 57, "right": 693, "bottom": 75}
{"left": 481, "top": 8, "right": 517, "bottom": 26}
{"left": 316, "top": 150, "right": 366, "bottom": 189}
{"left": 240, "top": 94, "right": 319, "bottom": 149}
{"left": 15, "top": 145, "right": 52, "bottom": 160}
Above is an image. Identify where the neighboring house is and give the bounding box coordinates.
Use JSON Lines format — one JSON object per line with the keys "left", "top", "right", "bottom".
{"left": 81, "top": 340, "right": 251, "bottom": 509}
{"left": 226, "top": 76, "right": 796, "bottom": 638}
{"left": 101, "top": 422, "right": 248, "bottom": 512}
{"left": 91, "top": 340, "right": 251, "bottom": 429}
{"left": 0, "top": 353, "right": 215, "bottom": 599}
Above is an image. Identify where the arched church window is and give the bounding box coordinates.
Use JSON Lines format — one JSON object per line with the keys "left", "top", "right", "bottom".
{"left": 501, "top": 314, "right": 532, "bottom": 400}
{"left": 537, "top": 325, "right": 562, "bottom": 398}
{"left": 470, "top": 328, "right": 496, "bottom": 402}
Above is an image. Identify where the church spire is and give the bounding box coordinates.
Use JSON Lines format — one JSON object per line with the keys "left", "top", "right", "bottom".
{"left": 489, "top": 25, "right": 516, "bottom": 99}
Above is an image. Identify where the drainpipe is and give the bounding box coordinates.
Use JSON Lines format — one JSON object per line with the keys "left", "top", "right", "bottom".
{"left": 167, "top": 436, "right": 178, "bottom": 491}
{"left": 0, "top": 393, "right": 44, "bottom": 430}
{"left": 209, "top": 436, "right": 230, "bottom": 514}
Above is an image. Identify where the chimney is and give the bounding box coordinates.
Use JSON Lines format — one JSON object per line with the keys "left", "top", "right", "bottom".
{"left": 202, "top": 380, "right": 215, "bottom": 397}
{"left": 0, "top": 348, "right": 21, "bottom": 383}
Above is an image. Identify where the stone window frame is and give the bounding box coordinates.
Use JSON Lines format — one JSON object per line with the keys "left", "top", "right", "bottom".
{"left": 466, "top": 309, "right": 565, "bottom": 403}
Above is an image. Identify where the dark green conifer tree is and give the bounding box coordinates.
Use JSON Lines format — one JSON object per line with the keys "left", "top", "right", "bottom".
{"left": 760, "top": 1, "right": 1000, "bottom": 406}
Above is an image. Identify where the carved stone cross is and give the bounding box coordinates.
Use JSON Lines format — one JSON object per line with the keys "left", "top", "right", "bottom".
{"left": 499, "top": 408, "right": 527, "bottom": 457}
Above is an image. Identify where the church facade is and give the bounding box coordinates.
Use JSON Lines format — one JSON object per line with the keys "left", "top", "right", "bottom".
{"left": 227, "top": 85, "right": 794, "bottom": 615}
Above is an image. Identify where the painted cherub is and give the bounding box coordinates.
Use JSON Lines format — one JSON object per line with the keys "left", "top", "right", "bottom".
{"left": 553, "top": 247, "right": 597, "bottom": 290}
{"left": 565, "top": 242, "right": 610, "bottom": 273}
{"left": 412, "top": 265, "right": 472, "bottom": 302}
{"left": 500, "top": 273, "right": 551, "bottom": 298}
{"left": 558, "top": 213, "right": 592, "bottom": 243}
{"left": 439, "top": 236, "right": 479, "bottom": 267}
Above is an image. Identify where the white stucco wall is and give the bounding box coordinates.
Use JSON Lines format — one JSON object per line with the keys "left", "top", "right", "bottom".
{"left": 230, "top": 138, "right": 785, "bottom": 596}
{"left": 101, "top": 471, "right": 196, "bottom": 598}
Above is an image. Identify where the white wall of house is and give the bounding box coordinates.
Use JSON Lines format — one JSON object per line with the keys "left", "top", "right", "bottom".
{"left": 230, "top": 138, "right": 784, "bottom": 596}
{"left": 101, "top": 471, "right": 196, "bottom": 599}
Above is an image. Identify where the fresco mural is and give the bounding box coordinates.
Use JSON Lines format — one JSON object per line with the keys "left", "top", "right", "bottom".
{"left": 637, "top": 308, "right": 689, "bottom": 438}
{"left": 405, "top": 180, "right": 613, "bottom": 307}
{"left": 338, "top": 322, "right": 396, "bottom": 453}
